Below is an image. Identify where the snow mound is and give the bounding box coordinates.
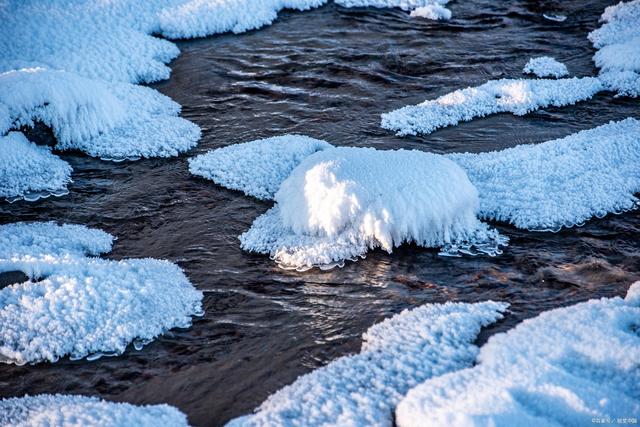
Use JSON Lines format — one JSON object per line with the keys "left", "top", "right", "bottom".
{"left": 189, "top": 135, "right": 332, "bottom": 200}
{"left": 0, "top": 394, "right": 189, "bottom": 427}
{"left": 0, "top": 222, "right": 203, "bottom": 365}
{"left": 381, "top": 77, "right": 602, "bottom": 136}
{"left": 523, "top": 56, "right": 569, "bottom": 78}
{"left": 159, "top": 0, "right": 328, "bottom": 39}
{"left": 227, "top": 301, "right": 508, "bottom": 427}
{"left": 240, "top": 147, "right": 505, "bottom": 270}
{"left": 0, "top": 68, "right": 200, "bottom": 161}
{"left": 448, "top": 118, "right": 640, "bottom": 231}
{"left": 0, "top": 133, "right": 72, "bottom": 203}
{"left": 410, "top": 4, "right": 452, "bottom": 20}
{"left": 396, "top": 282, "right": 640, "bottom": 427}
{"left": 589, "top": 0, "right": 640, "bottom": 97}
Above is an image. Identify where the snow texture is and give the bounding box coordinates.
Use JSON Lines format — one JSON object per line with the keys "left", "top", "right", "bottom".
{"left": 335, "top": 0, "right": 449, "bottom": 11}
{"left": 523, "top": 56, "right": 569, "bottom": 78}
{"left": 240, "top": 146, "right": 504, "bottom": 270}
{"left": 0, "top": 133, "right": 72, "bottom": 203}
{"left": 189, "top": 135, "right": 332, "bottom": 200}
{"left": 589, "top": 0, "right": 640, "bottom": 97}
{"left": 0, "top": 222, "right": 203, "bottom": 365}
{"left": 448, "top": 118, "right": 640, "bottom": 231}
{"left": 381, "top": 77, "right": 603, "bottom": 136}
{"left": 396, "top": 281, "right": 640, "bottom": 427}
{"left": 0, "top": 394, "right": 189, "bottom": 427}
{"left": 226, "top": 301, "right": 508, "bottom": 427}
{"left": 410, "top": 4, "right": 452, "bottom": 20}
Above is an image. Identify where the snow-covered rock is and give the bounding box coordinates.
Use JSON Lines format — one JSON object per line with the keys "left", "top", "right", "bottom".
{"left": 0, "top": 222, "right": 203, "bottom": 365}
{"left": 0, "top": 394, "right": 189, "bottom": 427}
{"left": 240, "top": 146, "right": 504, "bottom": 270}
{"left": 410, "top": 4, "right": 452, "bottom": 20}
{"left": 381, "top": 77, "right": 603, "bottom": 136}
{"left": 523, "top": 56, "right": 569, "bottom": 78}
{"left": 226, "top": 301, "right": 508, "bottom": 427}
{"left": 0, "top": 133, "right": 72, "bottom": 202}
{"left": 396, "top": 281, "right": 640, "bottom": 427}
{"left": 589, "top": 0, "right": 640, "bottom": 97}
{"left": 189, "top": 135, "right": 332, "bottom": 200}
{"left": 448, "top": 118, "right": 640, "bottom": 231}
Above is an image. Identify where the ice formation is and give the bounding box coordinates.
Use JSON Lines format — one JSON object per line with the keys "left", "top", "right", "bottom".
{"left": 240, "top": 146, "right": 504, "bottom": 270}
{"left": 589, "top": 0, "right": 640, "bottom": 97}
{"left": 523, "top": 56, "right": 569, "bottom": 78}
{"left": 189, "top": 135, "right": 332, "bottom": 200}
{"left": 0, "top": 394, "right": 189, "bottom": 427}
{"left": 0, "top": 222, "right": 203, "bottom": 365}
{"left": 396, "top": 282, "right": 640, "bottom": 427}
{"left": 381, "top": 77, "right": 602, "bottom": 136}
{"left": 0, "top": 133, "right": 72, "bottom": 202}
{"left": 449, "top": 118, "right": 640, "bottom": 231}
{"left": 226, "top": 301, "right": 508, "bottom": 427}
{"left": 410, "top": 4, "right": 452, "bottom": 20}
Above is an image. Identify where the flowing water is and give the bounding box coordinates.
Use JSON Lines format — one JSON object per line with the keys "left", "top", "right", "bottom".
{"left": 1, "top": 1, "right": 639, "bottom": 425}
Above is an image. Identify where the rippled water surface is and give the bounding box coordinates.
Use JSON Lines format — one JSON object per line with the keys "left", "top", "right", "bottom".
{"left": 1, "top": 1, "right": 639, "bottom": 425}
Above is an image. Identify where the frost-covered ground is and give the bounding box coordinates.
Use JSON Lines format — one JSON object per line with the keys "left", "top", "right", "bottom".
{"left": 0, "top": 394, "right": 189, "bottom": 427}
{"left": 0, "top": 222, "right": 203, "bottom": 365}
{"left": 522, "top": 56, "right": 569, "bottom": 78}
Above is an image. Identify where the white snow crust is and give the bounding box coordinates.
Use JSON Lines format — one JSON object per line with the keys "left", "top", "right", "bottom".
{"left": 448, "top": 118, "right": 640, "bottom": 231}
{"left": 589, "top": 0, "right": 640, "bottom": 97}
{"left": 410, "top": 4, "right": 452, "bottom": 20}
{"left": 0, "top": 394, "right": 189, "bottom": 427}
{"left": 523, "top": 56, "right": 569, "bottom": 78}
{"left": 396, "top": 282, "right": 640, "bottom": 427}
{"left": 188, "top": 135, "right": 332, "bottom": 200}
{"left": 240, "top": 146, "right": 504, "bottom": 270}
{"left": 381, "top": 77, "right": 602, "bottom": 136}
{"left": 0, "top": 222, "right": 203, "bottom": 365}
{"left": 0, "top": 133, "right": 72, "bottom": 202}
{"left": 226, "top": 301, "right": 508, "bottom": 427}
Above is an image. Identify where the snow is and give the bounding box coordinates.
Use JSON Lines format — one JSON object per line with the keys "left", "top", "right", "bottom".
{"left": 396, "top": 282, "right": 640, "bottom": 427}
{"left": 523, "top": 57, "right": 569, "bottom": 78}
{"left": 589, "top": 0, "right": 640, "bottom": 97}
{"left": 0, "top": 222, "right": 203, "bottom": 365}
{"left": 410, "top": 4, "right": 452, "bottom": 20}
{"left": 448, "top": 118, "right": 640, "bottom": 231}
{"left": 240, "top": 146, "right": 505, "bottom": 270}
{"left": 0, "top": 133, "right": 72, "bottom": 203}
{"left": 381, "top": 77, "right": 602, "bottom": 136}
{"left": 226, "top": 301, "right": 508, "bottom": 427}
{"left": 335, "top": 0, "right": 449, "bottom": 11}
{"left": 0, "top": 394, "right": 189, "bottom": 427}
{"left": 189, "top": 135, "right": 332, "bottom": 200}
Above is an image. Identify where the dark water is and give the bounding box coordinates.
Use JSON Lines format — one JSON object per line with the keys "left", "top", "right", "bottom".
{"left": 1, "top": 1, "right": 639, "bottom": 426}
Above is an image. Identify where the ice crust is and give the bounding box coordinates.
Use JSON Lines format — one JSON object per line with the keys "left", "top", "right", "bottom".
{"left": 396, "top": 282, "right": 640, "bottom": 427}
{"left": 226, "top": 301, "right": 508, "bottom": 427}
{"left": 0, "top": 133, "right": 72, "bottom": 202}
{"left": 188, "top": 135, "right": 332, "bottom": 200}
{"left": 589, "top": 0, "right": 640, "bottom": 97}
{"left": 0, "top": 222, "right": 203, "bottom": 365}
{"left": 449, "top": 118, "right": 640, "bottom": 231}
{"left": 523, "top": 56, "right": 569, "bottom": 78}
{"left": 381, "top": 77, "right": 602, "bottom": 136}
{"left": 410, "top": 4, "right": 452, "bottom": 20}
{"left": 0, "top": 394, "right": 189, "bottom": 427}
{"left": 239, "top": 146, "right": 504, "bottom": 270}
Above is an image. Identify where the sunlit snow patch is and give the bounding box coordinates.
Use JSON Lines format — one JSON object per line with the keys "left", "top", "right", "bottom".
{"left": 448, "top": 118, "right": 640, "bottom": 231}
{"left": 396, "top": 281, "right": 640, "bottom": 427}
{"left": 240, "top": 147, "right": 505, "bottom": 270}
{"left": 523, "top": 56, "right": 569, "bottom": 78}
{"left": 0, "top": 222, "right": 203, "bottom": 365}
{"left": 226, "top": 301, "right": 508, "bottom": 427}
{"left": 0, "top": 394, "right": 189, "bottom": 427}
{"left": 589, "top": 0, "right": 640, "bottom": 97}
{"left": 381, "top": 77, "right": 602, "bottom": 136}
{"left": 189, "top": 135, "right": 332, "bottom": 200}
{"left": 410, "top": 4, "right": 452, "bottom": 20}
{"left": 0, "top": 132, "right": 72, "bottom": 203}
